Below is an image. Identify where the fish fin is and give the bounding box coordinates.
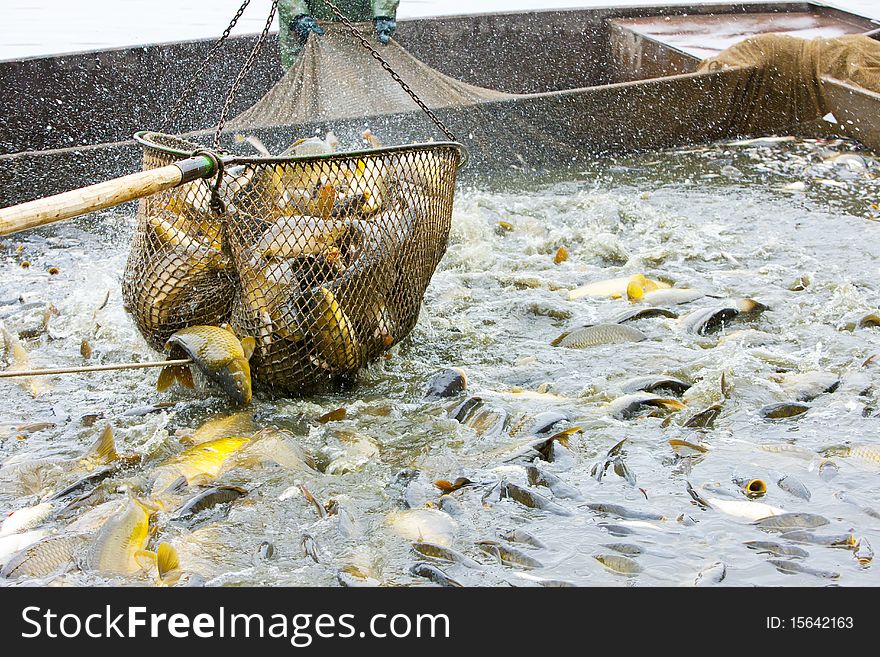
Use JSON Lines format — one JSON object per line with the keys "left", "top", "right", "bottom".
{"left": 157, "top": 366, "right": 176, "bottom": 392}
{"left": 135, "top": 550, "right": 157, "bottom": 571}
{"left": 655, "top": 398, "right": 686, "bottom": 411}
{"left": 84, "top": 424, "right": 118, "bottom": 465}
{"left": 550, "top": 426, "right": 582, "bottom": 449}
{"left": 156, "top": 543, "right": 180, "bottom": 580}
{"left": 721, "top": 372, "right": 731, "bottom": 398}
{"left": 685, "top": 481, "right": 711, "bottom": 509}
{"left": 176, "top": 366, "right": 195, "bottom": 389}
{"left": 550, "top": 332, "right": 570, "bottom": 347}
{"left": 240, "top": 336, "right": 256, "bottom": 360}
{"left": 627, "top": 281, "right": 644, "bottom": 302}
{"left": 161, "top": 475, "right": 189, "bottom": 495}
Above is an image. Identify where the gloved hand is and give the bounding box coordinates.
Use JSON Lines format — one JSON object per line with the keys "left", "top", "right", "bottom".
{"left": 374, "top": 17, "right": 396, "bottom": 45}
{"left": 292, "top": 14, "right": 325, "bottom": 44}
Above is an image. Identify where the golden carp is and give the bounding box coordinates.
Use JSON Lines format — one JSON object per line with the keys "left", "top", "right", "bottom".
{"left": 151, "top": 436, "right": 250, "bottom": 494}
{"left": 159, "top": 325, "right": 254, "bottom": 405}
{"left": 177, "top": 411, "right": 255, "bottom": 446}
{"left": 308, "top": 286, "right": 360, "bottom": 370}
{"left": 568, "top": 274, "right": 669, "bottom": 300}
{"left": 85, "top": 496, "right": 157, "bottom": 575}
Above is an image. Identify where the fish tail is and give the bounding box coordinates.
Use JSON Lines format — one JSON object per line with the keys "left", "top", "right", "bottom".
{"left": 156, "top": 543, "right": 181, "bottom": 583}
{"left": 85, "top": 424, "right": 118, "bottom": 465}
{"left": 157, "top": 365, "right": 194, "bottom": 392}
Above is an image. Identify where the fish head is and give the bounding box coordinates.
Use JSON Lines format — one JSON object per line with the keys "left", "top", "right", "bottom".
{"left": 165, "top": 326, "right": 254, "bottom": 405}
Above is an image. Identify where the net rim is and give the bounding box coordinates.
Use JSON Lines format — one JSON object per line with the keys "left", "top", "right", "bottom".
{"left": 134, "top": 130, "right": 469, "bottom": 168}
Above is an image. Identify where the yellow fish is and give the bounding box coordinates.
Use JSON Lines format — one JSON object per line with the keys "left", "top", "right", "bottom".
{"left": 85, "top": 496, "right": 157, "bottom": 575}
{"left": 310, "top": 287, "right": 360, "bottom": 370}
{"left": 151, "top": 436, "right": 251, "bottom": 495}
{"left": 568, "top": 274, "right": 669, "bottom": 301}
{"left": 158, "top": 325, "right": 255, "bottom": 405}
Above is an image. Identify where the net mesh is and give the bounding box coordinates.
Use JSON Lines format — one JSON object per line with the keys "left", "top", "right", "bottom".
{"left": 123, "top": 131, "right": 462, "bottom": 394}
{"left": 230, "top": 24, "right": 517, "bottom": 131}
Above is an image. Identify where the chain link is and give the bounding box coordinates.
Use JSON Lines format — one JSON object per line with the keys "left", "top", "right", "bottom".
{"left": 323, "top": 0, "right": 458, "bottom": 142}
{"left": 212, "top": 0, "right": 280, "bottom": 148}
{"left": 160, "top": 0, "right": 253, "bottom": 131}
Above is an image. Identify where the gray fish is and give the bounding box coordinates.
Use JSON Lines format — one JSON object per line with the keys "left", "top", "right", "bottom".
{"left": 679, "top": 306, "right": 740, "bottom": 335}
{"left": 620, "top": 375, "right": 691, "bottom": 396}
{"left": 694, "top": 561, "right": 726, "bottom": 587}
{"left": 767, "top": 559, "right": 839, "bottom": 580}
{"left": 511, "top": 411, "right": 570, "bottom": 437}
{"left": 598, "top": 523, "right": 636, "bottom": 537}
{"left": 744, "top": 541, "right": 809, "bottom": 558}
{"left": 754, "top": 513, "right": 829, "bottom": 531}
{"left": 500, "top": 481, "right": 572, "bottom": 516}
{"left": 776, "top": 475, "right": 811, "bottom": 501}
{"left": 775, "top": 372, "right": 840, "bottom": 402}
{"left": 301, "top": 534, "right": 320, "bottom": 563}
{"left": 584, "top": 503, "right": 666, "bottom": 521}
{"left": 411, "top": 542, "right": 482, "bottom": 569}
{"left": 410, "top": 562, "right": 463, "bottom": 587}
{"left": 172, "top": 486, "right": 247, "bottom": 521}
{"left": 50, "top": 466, "right": 117, "bottom": 501}
{"left": 1, "top": 534, "right": 88, "bottom": 579}
{"left": 501, "top": 529, "right": 546, "bottom": 549}
{"left": 760, "top": 402, "right": 809, "bottom": 420}
{"left": 424, "top": 368, "right": 467, "bottom": 401}
{"left": 478, "top": 541, "right": 544, "bottom": 569}
{"left": 526, "top": 466, "right": 582, "bottom": 500}
{"left": 777, "top": 531, "right": 856, "bottom": 548}
{"left": 601, "top": 543, "right": 645, "bottom": 556}
{"left": 552, "top": 323, "right": 646, "bottom": 349}
{"left": 834, "top": 491, "right": 880, "bottom": 520}
{"left": 594, "top": 553, "right": 643, "bottom": 575}
{"left": 609, "top": 393, "right": 685, "bottom": 420}
{"left": 258, "top": 541, "right": 276, "bottom": 561}
{"left": 683, "top": 404, "right": 722, "bottom": 428}
{"left": 610, "top": 307, "right": 679, "bottom": 323}
{"left": 448, "top": 396, "right": 483, "bottom": 422}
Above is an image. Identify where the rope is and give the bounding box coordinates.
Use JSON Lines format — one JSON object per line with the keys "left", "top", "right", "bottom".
{"left": 323, "top": 0, "right": 458, "bottom": 142}
{"left": 212, "top": 0, "right": 279, "bottom": 148}
{"left": 0, "top": 359, "right": 192, "bottom": 379}
{"left": 160, "top": 0, "right": 254, "bottom": 131}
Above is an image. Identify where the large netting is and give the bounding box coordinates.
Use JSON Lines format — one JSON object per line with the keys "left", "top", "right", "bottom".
{"left": 122, "top": 131, "right": 463, "bottom": 394}
{"left": 230, "top": 24, "right": 518, "bottom": 131}
{"left": 698, "top": 34, "right": 880, "bottom": 129}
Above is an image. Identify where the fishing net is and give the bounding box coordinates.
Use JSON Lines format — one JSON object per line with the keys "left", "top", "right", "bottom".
{"left": 230, "top": 23, "right": 517, "bottom": 131}
{"left": 121, "top": 4, "right": 470, "bottom": 394}
{"left": 699, "top": 34, "right": 880, "bottom": 129}
{"left": 123, "top": 131, "right": 463, "bottom": 394}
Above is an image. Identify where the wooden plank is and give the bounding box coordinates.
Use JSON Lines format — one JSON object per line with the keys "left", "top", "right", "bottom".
{"left": 821, "top": 76, "right": 880, "bottom": 151}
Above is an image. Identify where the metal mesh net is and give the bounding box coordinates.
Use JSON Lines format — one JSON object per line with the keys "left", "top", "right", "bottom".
{"left": 122, "top": 131, "right": 463, "bottom": 394}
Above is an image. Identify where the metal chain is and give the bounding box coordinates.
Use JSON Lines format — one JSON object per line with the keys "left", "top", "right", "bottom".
{"left": 160, "top": 0, "right": 253, "bottom": 130}
{"left": 212, "top": 0, "right": 279, "bottom": 148}
{"left": 323, "top": 0, "right": 458, "bottom": 142}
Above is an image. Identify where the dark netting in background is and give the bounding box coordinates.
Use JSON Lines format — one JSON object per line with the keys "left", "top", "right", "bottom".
{"left": 123, "top": 131, "right": 463, "bottom": 395}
